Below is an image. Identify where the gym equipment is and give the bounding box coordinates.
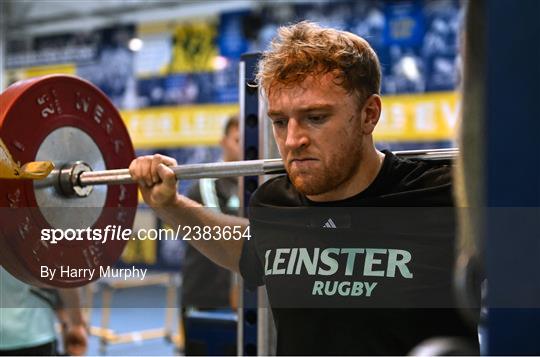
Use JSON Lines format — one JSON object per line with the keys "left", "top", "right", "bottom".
{"left": 0, "top": 75, "right": 138, "bottom": 288}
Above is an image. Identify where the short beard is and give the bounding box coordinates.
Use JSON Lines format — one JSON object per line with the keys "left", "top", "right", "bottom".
{"left": 288, "top": 136, "right": 364, "bottom": 197}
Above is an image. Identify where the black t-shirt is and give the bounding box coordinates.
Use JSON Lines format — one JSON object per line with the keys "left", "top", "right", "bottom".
{"left": 240, "top": 151, "right": 478, "bottom": 355}
{"left": 182, "top": 177, "right": 238, "bottom": 308}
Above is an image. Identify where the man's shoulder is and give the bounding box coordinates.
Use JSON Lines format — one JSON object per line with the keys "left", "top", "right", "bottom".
{"left": 381, "top": 152, "right": 454, "bottom": 205}
{"left": 390, "top": 153, "right": 453, "bottom": 190}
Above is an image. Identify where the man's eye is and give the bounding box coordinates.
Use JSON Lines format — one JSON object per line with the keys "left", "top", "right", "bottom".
{"left": 272, "top": 119, "right": 287, "bottom": 127}
{"left": 307, "top": 115, "right": 326, "bottom": 123}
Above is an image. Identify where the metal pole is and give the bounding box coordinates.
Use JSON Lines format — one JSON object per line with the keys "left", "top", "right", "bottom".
{"left": 78, "top": 159, "right": 285, "bottom": 186}
{"left": 257, "top": 70, "right": 278, "bottom": 357}
{"left": 77, "top": 148, "right": 458, "bottom": 187}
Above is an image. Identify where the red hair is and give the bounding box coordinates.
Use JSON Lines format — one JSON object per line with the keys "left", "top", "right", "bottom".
{"left": 257, "top": 21, "right": 382, "bottom": 106}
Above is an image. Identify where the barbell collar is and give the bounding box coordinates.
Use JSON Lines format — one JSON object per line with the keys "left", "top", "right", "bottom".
{"left": 58, "top": 161, "right": 93, "bottom": 197}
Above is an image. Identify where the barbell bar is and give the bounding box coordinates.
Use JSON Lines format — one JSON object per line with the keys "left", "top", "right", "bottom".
{"left": 71, "top": 148, "right": 459, "bottom": 190}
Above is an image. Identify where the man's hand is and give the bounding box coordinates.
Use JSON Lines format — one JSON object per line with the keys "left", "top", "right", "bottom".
{"left": 129, "top": 154, "right": 179, "bottom": 208}
{"left": 63, "top": 323, "right": 88, "bottom": 356}
{"left": 129, "top": 154, "right": 247, "bottom": 273}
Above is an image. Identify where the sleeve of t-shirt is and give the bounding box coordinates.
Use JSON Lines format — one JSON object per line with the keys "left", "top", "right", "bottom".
{"left": 186, "top": 181, "right": 202, "bottom": 204}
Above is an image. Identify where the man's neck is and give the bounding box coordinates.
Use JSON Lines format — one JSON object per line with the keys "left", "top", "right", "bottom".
{"left": 306, "top": 146, "right": 385, "bottom": 202}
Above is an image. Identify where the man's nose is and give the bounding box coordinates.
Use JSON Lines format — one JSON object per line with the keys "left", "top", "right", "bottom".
{"left": 285, "top": 119, "right": 309, "bottom": 150}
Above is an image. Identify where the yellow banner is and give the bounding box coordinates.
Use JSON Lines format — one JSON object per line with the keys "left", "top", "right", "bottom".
{"left": 376, "top": 91, "right": 459, "bottom": 141}
{"left": 122, "top": 92, "right": 457, "bottom": 149}
{"left": 121, "top": 104, "right": 239, "bottom": 149}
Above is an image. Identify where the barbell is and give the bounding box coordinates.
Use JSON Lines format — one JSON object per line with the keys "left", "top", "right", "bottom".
{"left": 0, "top": 75, "right": 458, "bottom": 288}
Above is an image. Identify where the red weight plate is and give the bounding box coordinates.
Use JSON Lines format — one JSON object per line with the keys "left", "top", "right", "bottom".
{"left": 0, "top": 75, "right": 138, "bottom": 288}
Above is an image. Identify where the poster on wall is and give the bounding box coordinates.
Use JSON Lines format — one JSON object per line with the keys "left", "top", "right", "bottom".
{"left": 75, "top": 25, "right": 136, "bottom": 109}
{"left": 134, "top": 22, "right": 173, "bottom": 78}
{"left": 169, "top": 21, "right": 219, "bottom": 73}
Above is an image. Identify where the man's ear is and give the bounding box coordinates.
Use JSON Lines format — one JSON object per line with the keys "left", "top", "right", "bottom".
{"left": 360, "top": 94, "right": 382, "bottom": 135}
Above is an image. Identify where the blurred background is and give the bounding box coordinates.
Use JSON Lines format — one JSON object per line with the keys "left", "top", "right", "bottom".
{"left": 0, "top": 0, "right": 464, "bottom": 355}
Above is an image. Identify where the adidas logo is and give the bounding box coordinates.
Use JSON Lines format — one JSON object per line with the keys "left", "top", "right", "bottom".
{"left": 322, "top": 218, "right": 337, "bottom": 228}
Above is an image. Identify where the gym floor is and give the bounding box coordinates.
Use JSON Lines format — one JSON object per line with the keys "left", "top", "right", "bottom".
{"left": 85, "top": 285, "right": 180, "bottom": 356}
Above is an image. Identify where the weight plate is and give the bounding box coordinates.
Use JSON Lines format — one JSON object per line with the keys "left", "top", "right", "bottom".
{"left": 0, "top": 75, "right": 138, "bottom": 287}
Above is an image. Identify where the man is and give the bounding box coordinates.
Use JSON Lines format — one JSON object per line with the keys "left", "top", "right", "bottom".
{"left": 130, "top": 21, "right": 477, "bottom": 355}
{"left": 181, "top": 116, "right": 240, "bottom": 310}
{"left": 180, "top": 117, "right": 240, "bottom": 354}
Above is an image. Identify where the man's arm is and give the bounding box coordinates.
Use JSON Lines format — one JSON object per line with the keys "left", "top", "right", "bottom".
{"left": 56, "top": 288, "right": 88, "bottom": 356}
{"left": 154, "top": 194, "right": 247, "bottom": 272}
{"left": 129, "top": 154, "right": 248, "bottom": 272}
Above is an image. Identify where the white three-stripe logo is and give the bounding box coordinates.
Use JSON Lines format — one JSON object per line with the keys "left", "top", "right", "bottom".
{"left": 323, "top": 218, "right": 337, "bottom": 228}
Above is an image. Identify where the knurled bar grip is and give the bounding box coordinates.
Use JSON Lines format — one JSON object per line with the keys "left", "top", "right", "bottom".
{"left": 77, "top": 148, "right": 458, "bottom": 187}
